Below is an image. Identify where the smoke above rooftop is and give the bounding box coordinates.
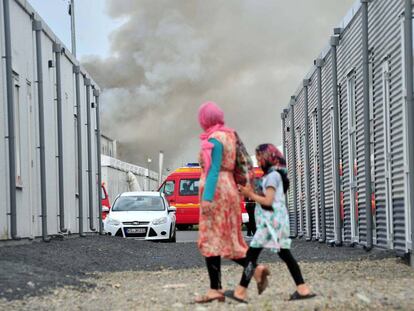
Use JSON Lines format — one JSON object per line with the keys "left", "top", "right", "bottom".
{"left": 83, "top": 0, "right": 355, "bottom": 170}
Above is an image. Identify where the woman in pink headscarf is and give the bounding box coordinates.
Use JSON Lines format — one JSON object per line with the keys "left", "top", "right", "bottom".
{"left": 195, "top": 102, "right": 267, "bottom": 303}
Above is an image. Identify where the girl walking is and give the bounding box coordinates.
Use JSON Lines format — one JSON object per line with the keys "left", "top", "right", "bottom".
{"left": 195, "top": 102, "right": 268, "bottom": 303}
{"left": 228, "top": 143, "right": 315, "bottom": 303}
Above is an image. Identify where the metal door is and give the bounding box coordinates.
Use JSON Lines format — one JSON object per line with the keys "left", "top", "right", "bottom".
{"left": 330, "top": 108, "right": 339, "bottom": 242}
{"left": 347, "top": 73, "right": 359, "bottom": 242}
{"left": 312, "top": 111, "right": 320, "bottom": 239}
{"left": 401, "top": 18, "right": 412, "bottom": 251}
{"left": 296, "top": 130, "right": 304, "bottom": 236}
{"left": 27, "top": 80, "right": 39, "bottom": 238}
{"left": 382, "top": 60, "right": 394, "bottom": 248}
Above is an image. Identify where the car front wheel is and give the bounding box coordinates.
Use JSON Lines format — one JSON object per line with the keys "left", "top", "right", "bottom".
{"left": 168, "top": 224, "right": 176, "bottom": 243}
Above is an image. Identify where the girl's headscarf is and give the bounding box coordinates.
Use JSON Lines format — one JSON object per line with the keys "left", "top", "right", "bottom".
{"left": 255, "top": 143, "right": 289, "bottom": 193}
{"left": 198, "top": 101, "right": 234, "bottom": 173}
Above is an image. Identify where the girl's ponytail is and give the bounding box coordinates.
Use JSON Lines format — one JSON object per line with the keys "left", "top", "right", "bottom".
{"left": 276, "top": 169, "right": 290, "bottom": 194}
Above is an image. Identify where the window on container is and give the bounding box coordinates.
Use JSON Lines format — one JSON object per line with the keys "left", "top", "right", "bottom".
{"left": 410, "top": 15, "right": 414, "bottom": 83}
{"left": 296, "top": 129, "right": 302, "bottom": 200}
{"left": 330, "top": 108, "right": 335, "bottom": 180}
{"left": 312, "top": 110, "right": 318, "bottom": 174}
{"left": 285, "top": 135, "right": 289, "bottom": 169}
{"left": 301, "top": 130, "right": 306, "bottom": 199}
{"left": 285, "top": 120, "right": 290, "bottom": 167}
{"left": 302, "top": 130, "right": 307, "bottom": 234}
{"left": 73, "top": 97, "right": 77, "bottom": 117}
{"left": 13, "top": 73, "right": 22, "bottom": 187}
{"left": 312, "top": 110, "right": 319, "bottom": 235}
{"left": 26, "top": 80, "right": 33, "bottom": 175}
{"left": 347, "top": 71, "right": 357, "bottom": 176}
{"left": 369, "top": 53, "right": 374, "bottom": 123}
{"left": 382, "top": 60, "right": 393, "bottom": 246}
{"left": 296, "top": 129, "right": 304, "bottom": 233}
{"left": 369, "top": 52, "right": 375, "bottom": 188}
{"left": 406, "top": 14, "right": 413, "bottom": 248}
{"left": 347, "top": 72, "right": 356, "bottom": 129}
{"left": 74, "top": 116, "right": 78, "bottom": 195}
{"left": 347, "top": 71, "right": 358, "bottom": 240}
{"left": 369, "top": 52, "right": 376, "bottom": 235}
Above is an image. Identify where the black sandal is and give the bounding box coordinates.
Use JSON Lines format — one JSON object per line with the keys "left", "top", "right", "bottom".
{"left": 194, "top": 294, "right": 225, "bottom": 304}
{"left": 289, "top": 291, "right": 316, "bottom": 301}
{"left": 224, "top": 290, "right": 248, "bottom": 304}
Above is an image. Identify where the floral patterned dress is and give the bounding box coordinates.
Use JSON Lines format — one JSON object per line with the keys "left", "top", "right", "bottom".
{"left": 198, "top": 130, "right": 248, "bottom": 259}
{"left": 250, "top": 169, "right": 292, "bottom": 252}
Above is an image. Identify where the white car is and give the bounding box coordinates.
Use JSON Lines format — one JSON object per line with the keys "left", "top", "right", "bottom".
{"left": 104, "top": 191, "right": 177, "bottom": 242}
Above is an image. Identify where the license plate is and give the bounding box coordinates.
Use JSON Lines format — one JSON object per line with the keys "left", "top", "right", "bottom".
{"left": 127, "top": 228, "right": 146, "bottom": 234}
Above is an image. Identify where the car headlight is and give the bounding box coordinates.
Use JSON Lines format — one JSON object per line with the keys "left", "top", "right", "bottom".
{"left": 107, "top": 218, "right": 121, "bottom": 226}
{"left": 152, "top": 217, "right": 168, "bottom": 225}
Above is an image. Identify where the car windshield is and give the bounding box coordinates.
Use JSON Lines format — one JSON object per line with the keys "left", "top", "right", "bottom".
{"left": 112, "top": 196, "right": 165, "bottom": 212}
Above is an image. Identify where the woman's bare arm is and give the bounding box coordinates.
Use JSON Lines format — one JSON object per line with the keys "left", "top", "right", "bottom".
{"left": 239, "top": 184, "right": 275, "bottom": 207}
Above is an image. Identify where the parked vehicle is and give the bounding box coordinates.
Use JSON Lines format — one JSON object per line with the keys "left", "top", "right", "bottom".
{"left": 104, "top": 191, "right": 176, "bottom": 242}
{"left": 101, "top": 183, "right": 111, "bottom": 220}
{"left": 158, "top": 164, "right": 263, "bottom": 229}
{"left": 158, "top": 164, "right": 200, "bottom": 229}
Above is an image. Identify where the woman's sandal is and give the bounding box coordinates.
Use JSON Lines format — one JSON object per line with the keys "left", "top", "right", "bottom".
{"left": 194, "top": 294, "right": 225, "bottom": 304}
{"left": 224, "top": 290, "right": 248, "bottom": 304}
{"left": 256, "top": 266, "right": 270, "bottom": 295}
{"left": 288, "top": 291, "right": 317, "bottom": 301}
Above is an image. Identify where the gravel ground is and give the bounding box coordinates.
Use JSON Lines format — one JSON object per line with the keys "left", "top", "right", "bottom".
{"left": 0, "top": 235, "right": 412, "bottom": 310}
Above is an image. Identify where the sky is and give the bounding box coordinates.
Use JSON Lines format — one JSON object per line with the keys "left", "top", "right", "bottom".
{"left": 28, "top": 0, "right": 356, "bottom": 171}
{"left": 28, "top": 0, "right": 123, "bottom": 57}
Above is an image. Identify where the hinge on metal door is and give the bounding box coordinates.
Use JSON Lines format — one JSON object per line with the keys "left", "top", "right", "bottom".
{"left": 351, "top": 181, "right": 357, "bottom": 189}
{"left": 385, "top": 72, "right": 391, "bottom": 82}
{"left": 31, "top": 160, "right": 34, "bottom": 168}
{"left": 32, "top": 215, "right": 35, "bottom": 223}
{"left": 386, "top": 152, "right": 392, "bottom": 161}
{"left": 404, "top": 165, "right": 410, "bottom": 174}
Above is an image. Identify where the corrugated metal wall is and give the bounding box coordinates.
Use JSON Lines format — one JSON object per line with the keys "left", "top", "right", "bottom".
{"left": 369, "top": 0, "right": 405, "bottom": 251}
{"left": 321, "top": 51, "right": 335, "bottom": 242}
{"left": 308, "top": 71, "right": 319, "bottom": 240}
{"left": 294, "top": 90, "right": 306, "bottom": 237}
{"left": 337, "top": 8, "right": 363, "bottom": 245}
{"left": 282, "top": 0, "right": 412, "bottom": 257}
{"left": 61, "top": 52, "right": 79, "bottom": 234}
{"left": 285, "top": 108, "right": 297, "bottom": 237}
{"left": 0, "top": 0, "right": 8, "bottom": 240}
{"left": 0, "top": 0, "right": 101, "bottom": 239}
{"left": 9, "top": 0, "right": 37, "bottom": 238}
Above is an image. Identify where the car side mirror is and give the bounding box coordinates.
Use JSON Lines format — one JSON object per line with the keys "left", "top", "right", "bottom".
{"left": 102, "top": 206, "right": 110, "bottom": 213}
{"left": 168, "top": 206, "right": 176, "bottom": 213}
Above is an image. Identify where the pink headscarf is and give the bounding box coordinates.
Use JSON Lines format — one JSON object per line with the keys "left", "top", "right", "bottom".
{"left": 198, "top": 101, "right": 234, "bottom": 173}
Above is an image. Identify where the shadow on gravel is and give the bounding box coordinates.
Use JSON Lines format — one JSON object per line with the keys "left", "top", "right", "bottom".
{"left": 0, "top": 235, "right": 394, "bottom": 301}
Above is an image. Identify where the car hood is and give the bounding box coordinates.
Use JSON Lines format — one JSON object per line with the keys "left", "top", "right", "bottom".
{"left": 108, "top": 211, "right": 167, "bottom": 222}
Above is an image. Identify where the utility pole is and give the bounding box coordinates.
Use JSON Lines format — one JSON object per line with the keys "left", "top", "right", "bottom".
{"left": 69, "top": 0, "right": 76, "bottom": 57}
